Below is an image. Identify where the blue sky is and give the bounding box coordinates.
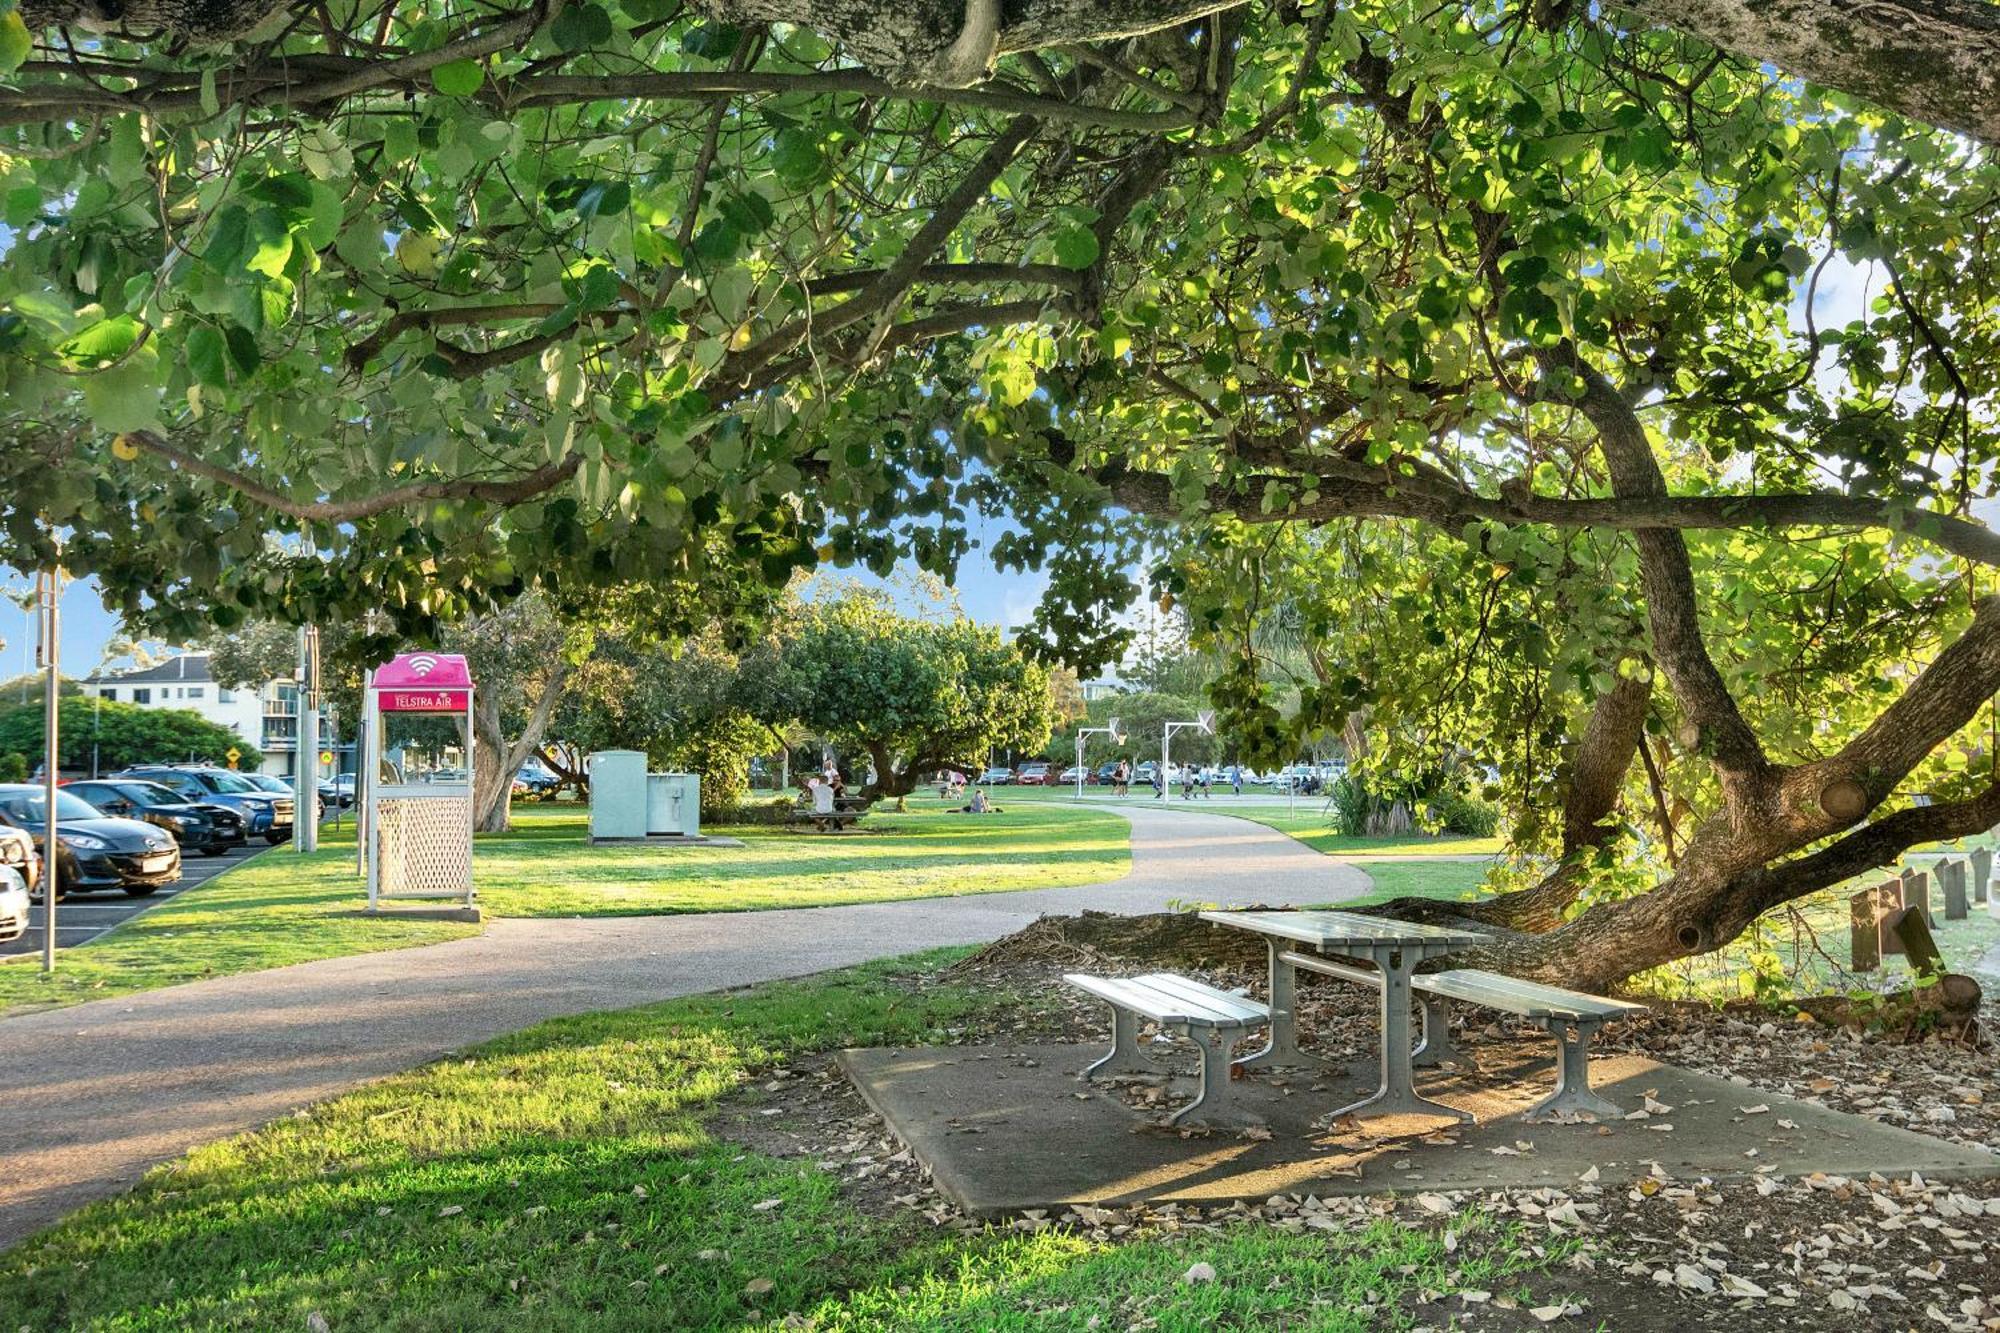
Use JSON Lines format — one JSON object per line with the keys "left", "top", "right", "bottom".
{"left": 0, "top": 540, "right": 1056, "bottom": 680}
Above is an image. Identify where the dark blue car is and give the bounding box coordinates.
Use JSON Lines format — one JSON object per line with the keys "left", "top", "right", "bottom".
{"left": 113, "top": 766, "right": 296, "bottom": 844}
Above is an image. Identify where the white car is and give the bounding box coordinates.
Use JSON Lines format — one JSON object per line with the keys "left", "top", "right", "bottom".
{"left": 1058, "top": 765, "right": 1088, "bottom": 784}
{"left": 0, "top": 863, "right": 27, "bottom": 943}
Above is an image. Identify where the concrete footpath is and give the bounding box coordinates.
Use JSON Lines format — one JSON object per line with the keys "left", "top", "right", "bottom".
{"left": 0, "top": 804, "right": 1364, "bottom": 1250}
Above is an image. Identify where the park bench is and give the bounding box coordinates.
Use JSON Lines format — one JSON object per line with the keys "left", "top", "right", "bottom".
{"left": 1278, "top": 951, "right": 1642, "bottom": 1122}
{"left": 1064, "top": 971, "right": 1271, "bottom": 1127}
{"left": 788, "top": 793, "right": 873, "bottom": 833}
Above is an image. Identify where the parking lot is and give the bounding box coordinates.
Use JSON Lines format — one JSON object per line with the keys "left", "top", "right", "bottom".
{"left": 0, "top": 840, "right": 276, "bottom": 958}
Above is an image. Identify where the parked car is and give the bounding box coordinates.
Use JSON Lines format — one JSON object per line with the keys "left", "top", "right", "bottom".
{"left": 0, "top": 784, "right": 181, "bottom": 897}
{"left": 978, "top": 767, "right": 1015, "bottom": 785}
{"left": 238, "top": 772, "right": 325, "bottom": 822}
{"left": 1094, "top": 761, "right": 1122, "bottom": 785}
{"left": 0, "top": 823, "right": 38, "bottom": 893}
{"left": 64, "top": 779, "right": 248, "bottom": 855}
{"left": 0, "top": 862, "right": 26, "bottom": 942}
{"left": 1015, "top": 761, "right": 1056, "bottom": 786}
{"left": 1058, "top": 765, "right": 1088, "bottom": 785}
{"left": 113, "top": 766, "right": 295, "bottom": 844}
{"left": 513, "top": 763, "right": 561, "bottom": 794}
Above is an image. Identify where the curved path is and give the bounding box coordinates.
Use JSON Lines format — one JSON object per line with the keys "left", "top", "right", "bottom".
{"left": 0, "top": 804, "right": 1364, "bottom": 1250}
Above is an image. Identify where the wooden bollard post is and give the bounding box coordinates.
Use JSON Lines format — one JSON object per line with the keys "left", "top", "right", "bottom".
{"left": 1942, "top": 860, "right": 1970, "bottom": 921}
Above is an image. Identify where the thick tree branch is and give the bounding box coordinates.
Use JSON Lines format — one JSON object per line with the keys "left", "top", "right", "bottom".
{"left": 1600, "top": 0, "right": 2000, "bottom": 146}
{"left": 116, "top": 429, "right": 583, "bottom": 522}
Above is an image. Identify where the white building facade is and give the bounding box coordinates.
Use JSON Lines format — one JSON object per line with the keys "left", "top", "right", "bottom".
{"left": 80, "top": 653, "right": 307, "bottom": 778}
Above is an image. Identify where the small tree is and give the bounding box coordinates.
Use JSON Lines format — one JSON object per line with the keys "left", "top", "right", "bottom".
{"left": 774, "top": 596, "right": 1055, "bottom": 800}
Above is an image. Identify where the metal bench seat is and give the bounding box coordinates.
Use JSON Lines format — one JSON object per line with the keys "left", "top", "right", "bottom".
{"left": 1064, "top": 972, "right": 1271, "bottom": 1127}
{"left": 1276, "top": 952, "right": 1640, "bottom": 1122}
{"left": 1409, "top": 970, "right": 1641, "bottom": 1122}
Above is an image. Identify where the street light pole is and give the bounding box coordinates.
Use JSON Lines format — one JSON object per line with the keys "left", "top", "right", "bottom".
{"left": 36, "top": 560, "right": 61, "bottom": 974}
{"left": 296, "top": 624, "right": 320, "bottom": 853}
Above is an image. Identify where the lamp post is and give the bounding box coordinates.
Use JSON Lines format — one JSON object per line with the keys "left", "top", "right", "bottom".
{"left": 1162, "top": 712, "right": 1215, "bottom": 800}
{"left": 1074, "top": 717, "right": 1123, "bottom": 799}
{"left": 296, "top": 624, "right": 320, "bottom": 853}
{"left": 36, "top": 557, "right": 62, "bottom": 974}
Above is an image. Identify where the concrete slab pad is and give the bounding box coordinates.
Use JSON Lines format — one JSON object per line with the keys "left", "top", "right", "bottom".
{"left": 839, "top": 1041, "right": 2000, "bottom": 1216}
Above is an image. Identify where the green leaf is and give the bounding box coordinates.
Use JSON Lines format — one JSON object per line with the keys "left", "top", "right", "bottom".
{"left": 574, "top": 180, "right": 631, "bottom": 221}
{"left": 1051, "top": 226, "right": 1100, "bottom": 270}
{"left": 551, "top": 3, "right": 612, "bottom": 52}
{"left": 186, "top": 325, "right": 228, "bottom": 388}
{"left": 431, "top": 59, "right": 484, "bottom": 96}
{"left": 205, "top": 204, "right": 252, "bottom": 268}
{"left": 245, "top": 209, "right": 294, "bottom": 278}
{"left": 81, "top": 356, "right": 161, "bottom": 433}
{"left": 0, "top": 11, "right": 30, "bottom": 76}
{"left": 60, "top": 315, "right": 145, "bottom": 368}
{"left": 223, "top": 324, "right": 260, "bottom": 376}
{"left": 772, "top": 128, "right": 828, "bottom": 187}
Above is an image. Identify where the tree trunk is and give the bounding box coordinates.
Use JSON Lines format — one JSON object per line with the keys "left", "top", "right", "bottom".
{"left": 1475, "top": 672, "right": 1651, "bottom": 933}
{"left": 470, "top": 663, "right": 571, "bottom": 833}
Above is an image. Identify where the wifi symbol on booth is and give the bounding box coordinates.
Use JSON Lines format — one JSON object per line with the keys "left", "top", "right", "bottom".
{"left": 408, "top": 654, "right": 441, "bottom": 678}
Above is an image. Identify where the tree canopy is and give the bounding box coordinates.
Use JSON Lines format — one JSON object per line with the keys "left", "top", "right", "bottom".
{"left": 0, "top": 695, "right": 260, "bottom": 772}
{"left": 768, "top": 592, "right": 1053, "bottom": 796}
{"left": 6, "top": 0, "right": 2000, "bottom": 985}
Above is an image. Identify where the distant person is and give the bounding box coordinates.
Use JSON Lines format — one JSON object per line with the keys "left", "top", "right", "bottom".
{"left": 808, "top": 778, "right": 835, "bottom": 816}
{"left": 1113, "top": 760, "right": 1129, "bottom": 796}
{"left": 1151, "top": 769, "right": 1164, "bottom": 800}
{"left": 1229, "top": 764, "right": 1243, "bottom": 796}
{"left": 1199, "top": 769, "right": 1213, "bottom": 799}
{"left": 956, "top": 787, "right": 1001, "bottom": 814}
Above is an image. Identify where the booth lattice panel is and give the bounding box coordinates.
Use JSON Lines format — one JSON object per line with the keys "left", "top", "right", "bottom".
{"left": 374, "top": 796, "right": 473, "bottom": 899}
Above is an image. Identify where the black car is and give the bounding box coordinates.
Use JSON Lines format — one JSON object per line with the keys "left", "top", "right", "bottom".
{"left": 113, "top": 766, "right": 294, "bottom": 844}
{"left": 65, "top": 779, "right": 248, "bottom": 855}
{"left": 0, "top": 784, "right": 181, "bottom": 897}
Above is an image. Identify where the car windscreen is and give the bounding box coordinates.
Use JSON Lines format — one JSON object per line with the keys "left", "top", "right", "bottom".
{"left": 195, "top": 771, "right": 258, "bottom": 794}
{"left": 0, "top": 790, "right": 105, "bottom": 823}
{"left": 112, "top": 781, "right": 180, "bottom": 805}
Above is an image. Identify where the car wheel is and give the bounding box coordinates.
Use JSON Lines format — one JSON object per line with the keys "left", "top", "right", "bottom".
{"left": 122, "top": 884, "right": 159, "bottom": 897}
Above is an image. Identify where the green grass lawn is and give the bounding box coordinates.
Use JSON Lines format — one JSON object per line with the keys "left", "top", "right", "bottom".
{"left": 473, "top": 800, "right": 1129, "bottom": 917}
{"left": 1347, "top": 859, "right": 1495, "bottom": 906}
{"left": 0, "top": 952, "right": 1556, "bottom": 1330}
{"left": 0, "top": 842, "right": 482, "bottom": 1016}
{"left": 0, "top": 799, "right": 1128, "bottom": 1018}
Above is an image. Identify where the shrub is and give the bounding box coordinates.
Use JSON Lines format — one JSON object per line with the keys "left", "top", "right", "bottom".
{"left": 0, "top": 753, "right": 24, "bottom": 783}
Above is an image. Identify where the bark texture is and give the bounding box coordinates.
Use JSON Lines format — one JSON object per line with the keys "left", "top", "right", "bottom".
{"left": 470, "top": 662, "right": 570, "bottom": 833}
{"left": 1606, "top": 0, "right": 2000, "bottom": 146}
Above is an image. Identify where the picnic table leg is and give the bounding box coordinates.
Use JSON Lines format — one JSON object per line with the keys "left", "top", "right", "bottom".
{"left": 1330, "top": 947, "right": 1472, "bottom": 1123}
{"left": 1521, "top": 1017, "right": 1624, "bottom": 1122}
{"left": 1233, "top": 939, "right": 1313, "bottom": 1070}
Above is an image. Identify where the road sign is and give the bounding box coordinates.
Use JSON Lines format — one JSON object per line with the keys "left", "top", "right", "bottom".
{"left": 225, "top": 746, "right": 241, "bottom": 768}
{"left": 319, "top": 749, "right": 333, "bottom": 765}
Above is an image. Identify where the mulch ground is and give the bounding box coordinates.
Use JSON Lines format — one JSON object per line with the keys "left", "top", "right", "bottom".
{"left": 711, "top": 915, "right": 2000, "bottom": 1332}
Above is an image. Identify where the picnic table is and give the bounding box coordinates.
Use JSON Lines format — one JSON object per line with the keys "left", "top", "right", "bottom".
{"left": 1200, "top": 909, "right": 1489, "bottom": 1122}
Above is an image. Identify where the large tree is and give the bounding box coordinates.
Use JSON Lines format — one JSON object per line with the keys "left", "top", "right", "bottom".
{"left": 768, "top": 593, "right": 1054, "bottom": 799}
{"left": 4, "top": 1, "right": 2000, "bottom": 987}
